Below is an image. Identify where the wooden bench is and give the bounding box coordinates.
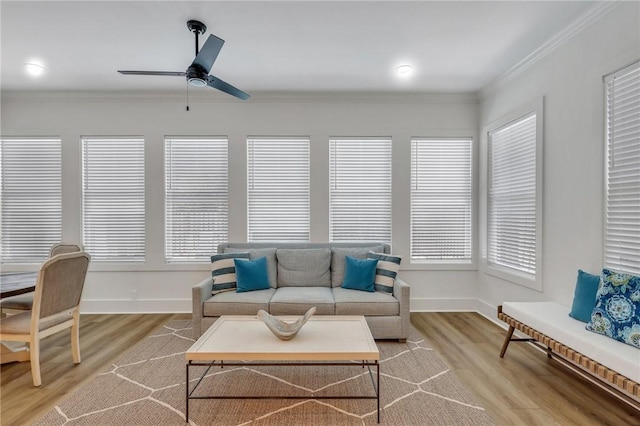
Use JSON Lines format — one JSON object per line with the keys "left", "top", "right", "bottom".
{"left": 498, "top": 303, "right": 640, "bottom": 407}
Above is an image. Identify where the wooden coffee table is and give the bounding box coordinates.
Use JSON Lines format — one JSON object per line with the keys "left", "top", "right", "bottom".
{"left": 185, "top": 315, "right": 380, "bottom": 423}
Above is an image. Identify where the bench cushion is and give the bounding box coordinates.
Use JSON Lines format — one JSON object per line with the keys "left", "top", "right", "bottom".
{"left": 269, "top": 287, "right": 334, "bottom": 315}
{"left": 503, "top": 301, "right": 640, "bottom": 383}
{"left": 203, "top": 288, "right": 276, "bottom": 316}
{"left": 332, "top": 287, "right": 399, "bottom": 316}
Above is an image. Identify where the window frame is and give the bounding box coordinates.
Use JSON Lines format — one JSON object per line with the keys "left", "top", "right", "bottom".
{"left": 603, "top": 61, "right": 640, "bottom": 276}
{"left": 81, "top": 136, "right": 146, "bottom": 262}
{"left": 481, "top": 98, "right": 544, "bottom": 290}
{"left": 164, "top": 136, "right": 229, "bottom": 264}
{"left": 329, "top": 136, "right": 392, "bottom": 244}
{"left": 246, "top": 136, "right": 311, "bottom": 242}
{"left": 0, "top": 136, "right": 63, "bottom": 264}
{"left": 410, "top": 137, "right": 474, "bottom": 265}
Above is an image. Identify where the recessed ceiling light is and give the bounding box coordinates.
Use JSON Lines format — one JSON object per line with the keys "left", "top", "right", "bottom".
{"left": 395, "top": 64, "right": 413, "bottom": 75}
{"left": 24, "top": 62, "right": 46, "bottom": 77}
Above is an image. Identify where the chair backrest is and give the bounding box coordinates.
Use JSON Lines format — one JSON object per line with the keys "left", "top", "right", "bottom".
{"left": 49, "top": 243, "right": 83, "bottom": 257}
{"left": 33, "top": 252, "right": 91, "bottom": 319}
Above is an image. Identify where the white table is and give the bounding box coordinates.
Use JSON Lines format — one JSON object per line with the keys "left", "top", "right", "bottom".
{"left": 185, "top": 315, "right": 380, "bottom": 422}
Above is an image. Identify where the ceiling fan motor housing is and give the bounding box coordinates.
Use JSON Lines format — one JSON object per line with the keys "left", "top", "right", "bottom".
{"left": 186, "top": 65, "right": 208, "bottom": 87}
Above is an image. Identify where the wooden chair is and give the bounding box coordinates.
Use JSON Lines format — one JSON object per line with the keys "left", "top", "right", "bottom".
{"left": 0, "top": 251, "right": 91, "bottom": 386}
{"left": 0, "top": 243, "right": 83, "bottom": 314}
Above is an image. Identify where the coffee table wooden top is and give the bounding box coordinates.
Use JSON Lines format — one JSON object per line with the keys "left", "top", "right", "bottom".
{"left": 186, "top": 315, "right": 379, "bottom": 362}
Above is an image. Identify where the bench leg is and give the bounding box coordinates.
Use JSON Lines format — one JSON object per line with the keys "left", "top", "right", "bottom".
{"left": 547, "top": 346, "right": 553, "bottom": 359}
{"left": 500, "top": 325, "right": 515, "bottom": 358}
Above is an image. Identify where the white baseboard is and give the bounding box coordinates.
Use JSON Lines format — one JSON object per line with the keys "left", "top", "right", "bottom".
{"left": 80, "top": 299, "right": 191, "bottom": 314}
{"left": 411, "top": 297, "right": 479, "bottom": 312}
{"left": 79, "top": 297, "right": 506, "bottom": 325}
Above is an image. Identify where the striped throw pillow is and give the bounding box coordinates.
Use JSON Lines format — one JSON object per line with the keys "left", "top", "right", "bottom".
{"left": 367, "top": 252, "right": 402, "bottom": 293}
{"left": 211, "top": 252, "right": 250, "bottom": 294}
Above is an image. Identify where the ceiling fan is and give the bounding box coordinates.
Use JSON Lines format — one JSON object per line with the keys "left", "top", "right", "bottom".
{"left": 118, "top": 20, "right": 250, "bottom": 100}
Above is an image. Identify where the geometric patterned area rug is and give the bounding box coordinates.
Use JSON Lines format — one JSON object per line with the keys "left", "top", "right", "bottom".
{"left": 34, "top": 320, "right": 495, "bottom": 425}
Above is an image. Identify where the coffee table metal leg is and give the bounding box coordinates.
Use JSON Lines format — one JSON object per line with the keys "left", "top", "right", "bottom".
{"left": 377, "top": 360, "right": 380, "bottom": 423}
{"left": 185, "top": 362, "right": 190, "bottom": 423}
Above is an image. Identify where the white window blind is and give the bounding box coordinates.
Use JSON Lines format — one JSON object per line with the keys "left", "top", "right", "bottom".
{"left": 411, "top": 138, "right": 472, "bottom": 262}
{"left": 165, "top": 137, "right": 228, "bottom": 262}
{"left": 82, "top": 137, "right": 145, "bottom": 261}
{"left": 247, "top": 137, "right": 310, "bottom": 242}
{"left": 0, "top": 137, "right": 62, "bottom": 263}
{"left": 329, "top": 137, "right": 391, "bottom": 243}
{"left": 488, "top": 113, "right": 538, "bottom": 277}
{"left": 604, "top": 61, "right": 640, "bottom": 276}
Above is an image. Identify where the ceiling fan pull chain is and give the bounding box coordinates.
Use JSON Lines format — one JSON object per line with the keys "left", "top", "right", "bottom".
{"left": 186, "top": 80, "right": 190, "bottom": 111}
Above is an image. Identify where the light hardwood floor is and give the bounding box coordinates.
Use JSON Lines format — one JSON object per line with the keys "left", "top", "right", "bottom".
{"left": 0, "top": 312, "right": 638, "bottom": 425}
{"left": 411, "top": 312, "right": 639, "bottom": 426}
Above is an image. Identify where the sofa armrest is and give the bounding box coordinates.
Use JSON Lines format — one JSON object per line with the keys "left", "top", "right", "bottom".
{"left": 393, "top": 277, "right": 411, "bottom": 340}
{"left": 192, "top": 276, "right": 214, "bottom": 339}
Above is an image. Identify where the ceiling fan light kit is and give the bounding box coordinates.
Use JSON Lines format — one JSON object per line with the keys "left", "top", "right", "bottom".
{"left": 118, "top": 20, "right": 250, "bottom": 100}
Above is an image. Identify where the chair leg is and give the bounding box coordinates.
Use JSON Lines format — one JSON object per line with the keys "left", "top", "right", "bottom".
{"left": 30, "top": 337, "right": 42, "bottom": 387}
{"left": 500, "top": 325, "right": 515, "bottom": 358}
{"left": 71, "top": 310, "right": 81, "bottom": 364}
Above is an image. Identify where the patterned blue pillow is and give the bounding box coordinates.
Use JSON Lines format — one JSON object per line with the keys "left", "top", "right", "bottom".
{"left": 211, "top": 252, "right": 250, "bottom": 294}
{"left": 585, "top": 269, "right": 640, "bottom": 348}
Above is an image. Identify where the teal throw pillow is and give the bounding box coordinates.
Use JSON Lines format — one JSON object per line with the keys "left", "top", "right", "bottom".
{"left": 234, "top": 256, "right": 271, "bottom": 293}
{"left": 568, "top": 270, "right": 600, "bottom": 323}
{"left": 585, "top": 269, "right": 640, "bottom": 348}
{"left": 341, "top": 256, "right": 378, "bottom": 292}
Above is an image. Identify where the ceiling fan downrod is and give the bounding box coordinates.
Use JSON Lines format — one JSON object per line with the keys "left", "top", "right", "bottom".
{"left": 187, "top": 20, "right": 207, "bottom": 56}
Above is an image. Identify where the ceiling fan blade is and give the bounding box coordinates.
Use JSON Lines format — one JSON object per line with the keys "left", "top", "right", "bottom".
{"left": 191, "top": 34, "right": 225, "bottom": 74}
{"left": 207, "top": 75, "right": 250, "bottom": 100}
{"left": 118, "top": 70, "right": 186, "bottom": 76}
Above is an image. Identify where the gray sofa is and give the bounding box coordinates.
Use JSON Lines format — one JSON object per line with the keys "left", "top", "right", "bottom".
{"left": 192, "top": 242, "right": 410, "bottom": 341}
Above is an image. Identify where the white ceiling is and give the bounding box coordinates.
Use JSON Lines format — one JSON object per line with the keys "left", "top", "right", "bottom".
{"left": 1, "top": 1, "right": 600, "bottom": 95}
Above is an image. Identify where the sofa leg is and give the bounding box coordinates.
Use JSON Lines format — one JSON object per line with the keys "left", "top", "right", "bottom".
{"left": 398, "top": 338, "right": 406, "bottom": 343}
{"left": 500, "top": 325, "right": 515, "bottom": 358}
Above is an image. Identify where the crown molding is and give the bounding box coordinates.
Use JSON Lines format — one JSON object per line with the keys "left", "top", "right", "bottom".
{"left": 477, "top": 1, "right": 621, "bottom": 102}
{"left": 1, "top": 89, "right": 478, "bottom": 105}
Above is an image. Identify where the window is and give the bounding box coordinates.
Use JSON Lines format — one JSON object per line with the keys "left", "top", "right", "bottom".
{"left": 165, "top": 137, "right": 228, "bottom": 262}
{"left": 329, "top": 137, "right": 391, "bottom": 243}
{"left": 0, "top": 137, "right": 62, "bottom": 262}
{"left": 604, "top": 61, "right": 640, "bottom": 276}
{"left": 487, "top": 111, "right": 541, "bottom": 286}
{"left": 82, "top": 137, "right": 145, "bottom": 261}
{"left": 411, "top": 138, "right": 472, "bottom": 262}
{"left": 247, "top": 137, "right": 310, "bottom": 242}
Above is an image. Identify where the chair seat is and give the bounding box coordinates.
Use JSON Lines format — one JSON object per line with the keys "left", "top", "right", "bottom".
{"left": 0, "top": 293, "right": 34, "bottom": 311}
{"left": 0, "top": 310, "right": 74, "bottom": 335}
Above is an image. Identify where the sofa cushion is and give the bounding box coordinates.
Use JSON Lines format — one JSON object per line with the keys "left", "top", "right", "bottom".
{"left": 225, "top": 247, "right": 277, "bottom": 288}
{"left": 331, "top": 245, "right": 385, "bottom": 287}
{"left": 203, "top": 288, "right": 276, "bottom": 316}
{"left": 332, "top": 287, "right": 399, "bottom": 316}
{"left": 276, "top": 249, "right": 331, "bottom": 287}
{"left": 269, "top": 287, "right": 334, "bottom": 315}
{"left": 211, "top": 252, "right": 250, "bottom": 294}
{"left": 586, "top": 269, "right": 640, "bottom": 348}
